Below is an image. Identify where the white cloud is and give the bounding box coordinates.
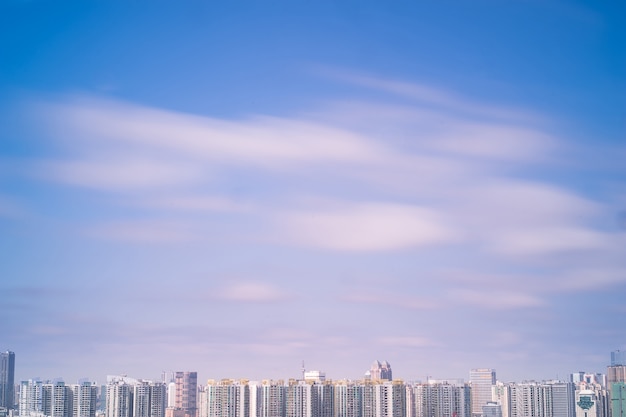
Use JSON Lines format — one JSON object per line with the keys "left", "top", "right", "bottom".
{"left": 43, "top": 158, "right": 204, "bottom": 190}
{"left": 278, "top": 202, "right": 459, "bottom": 251}
{"left": 138, "top": 195, "right": 251, "bottom": 212}
{"left": 217, "top": 282, "right": 289, "bottom": 302}
{"left": 44, "top": 96, "right": 394, "bottom": 168}
{"left": 490, "top": 226, "right": 609, "bottom": 255}
{"left": 342, "top": 291, "right": 439, "bottom": 310}
{"left": 449, "top": 289, "right": 544, "bottom": 309}
{"left": 318, "top": 69, "right": 541, "bottom": 122}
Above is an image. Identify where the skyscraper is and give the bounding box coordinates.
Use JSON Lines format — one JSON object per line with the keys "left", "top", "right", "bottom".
{"left": 71, "top": 382, "right": 98, "bottom": 417}
{"left": 469, "top": 369, "right": 496, "bottom": 417}
{"left": 413, "top": 380, "right": 471, "bottom": 417}
{"left": 369, "top": 362, "right": 393, "bottom": 382}
{"left": 175, "top": 372, "right": 198, "bottom": 417}
{"left": 611, "top": 351, "right": 626, "bottom": 367}
{"left": 106, "top": 377, "right": 135, "bottom": 417}
{"left": 0, "top": 351, "right": 15, "bottom": 410}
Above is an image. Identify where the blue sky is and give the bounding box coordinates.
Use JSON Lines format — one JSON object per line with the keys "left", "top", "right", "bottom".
{"left": 1, "top": 1, "right": 625, "bottom": 385}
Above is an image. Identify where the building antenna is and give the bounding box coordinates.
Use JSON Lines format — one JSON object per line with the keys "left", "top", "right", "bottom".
{"left": 302, "top": 360, "right": 305, "bottom": 380}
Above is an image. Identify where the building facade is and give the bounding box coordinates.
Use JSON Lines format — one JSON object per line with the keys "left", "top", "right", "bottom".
{"left": 0, "top": 351, "right": 15, "bottom": 411}
{"left": 470, "top": 370, "right": 496, "bottom": 417}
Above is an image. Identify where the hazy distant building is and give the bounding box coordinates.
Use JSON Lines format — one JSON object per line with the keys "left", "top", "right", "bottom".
{"left": 169, "top": 383, "right": 177, "bottom": 409}
{"left": 0, "top": 351, "right": 15, "bottom": 410}
{"left": 611, "top": 352, "right": 626, "bottom": 367}
{"left": 369, "top": 363, "right": 393, "bottom": 382}
{"left": 304, "top": 373, "right": 326, "bottom": 384}
{"left": 469, "top": 369, "right": 495, "bottom": 417}
{"left": 572, "top": 374, "right": 606, "bottom": 389}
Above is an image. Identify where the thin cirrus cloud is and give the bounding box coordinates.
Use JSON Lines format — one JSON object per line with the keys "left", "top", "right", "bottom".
{"left": 277, "top": 202, "right": 459, "bottom": 251}
{"left": 39, "top": 95, "right": 393, "bottom": 169}
{"left": 216, "top": 282, "right": 290, "bottom": 303}
{"left": 448, "top": 288, "right": 545, "bottom": 310}
{"left": 319, "top": 69, "right": 542, "bottom": 122}
{"left": 22, "top": 75, "right": 621, "bottom": 262}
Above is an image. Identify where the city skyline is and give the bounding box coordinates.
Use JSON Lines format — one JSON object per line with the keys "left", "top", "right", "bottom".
{"left": 1, "top": 2, "right": 625, "bottom": 385}
{"left": 4, "top": 355, "right": 623, "bottom": 388}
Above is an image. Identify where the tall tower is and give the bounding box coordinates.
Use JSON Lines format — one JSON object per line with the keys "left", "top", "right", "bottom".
{"left": 175, "top": 372, "right": 198, "bottom": 417}
{"left": 19, "top": 379, "right": 44, "bottom": 417}
{"left": 71, "top": 382, "right": 98, "bottom": 417}
{"left": 106, "top": 379, "right": 134, "bottom": 417}
{"left": 369, "top": 361, "right": 393, "bottom": 382}
{"left": 42, "top": 381, "right": 72, "bottom": 417}
{"left": 0, "top": 351, "right": 15, "bottom": 410}
{"left": 611, "top": 351, "right": 626, "bottom": 367}
{"left": 469, "top": 369, "right": 496, "bottom": 417}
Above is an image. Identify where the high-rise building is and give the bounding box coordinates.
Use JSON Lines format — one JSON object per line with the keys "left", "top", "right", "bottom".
{"left": 548, "top": 381, "right": 575, "bottom": 417}
{"left": 20, "top": 379, "right": 96, "bottom": 417}
{"left": 0, "top": 351, "right": 15, "bottom": 410}
{"left": 608, "top": 368, "right": 626, "bottom": 388}
{"left": 42, "top": 381, "right": 72, "bottom": 417}
{"left": 413, "top": 380, "right": 471, "bottom": 417}
{"left": 610, "top": 383, "right": 626, "bottom": 417}
{"left": 369, "top": 363, "right": 393, "bottom": 382}
{"left": 200, "top": 379, "right": 249, "bottom": 417}
{"left": 19, "top": 379, "right": 44, "bottom": 417}
{"left": 258, "top": 380, "right": 285, "bottom": 417}
{"left": 470, "top": 369, "right": 496, "bottom": 417}
{"left": 174, "top": 372, "right": 198, "bottom": 417}
{"left": 106, "top": 377, "right": 136, "bottom": 417}
{"left": 134, "top": 381, "right": 167, "bottom": 417}
{"left": 371, "top": 380, "right": 405, "bottom": 417}
{"left": 611, "top": 352, "right": 626, "bottom": 367}
{"left": 507, "top": 381, "right": 555, "bottom": 417}
{"left": 333, "top": 381, "right": 361, "bottom": 417}
{"left": 71, "top": 382, "right": 98, "bottom": 417}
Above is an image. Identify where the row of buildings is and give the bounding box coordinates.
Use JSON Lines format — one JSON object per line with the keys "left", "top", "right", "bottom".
{"left": 3, "top": 353, "right": 626, "bottom": 417}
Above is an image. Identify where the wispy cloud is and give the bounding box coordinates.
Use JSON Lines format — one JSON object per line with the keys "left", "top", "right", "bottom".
{"left": 318, "top": 69, "right": 542, "bottom": 122}
{"left": 277, "top": 202, "right": 458, "bottom": 251}
{"left": 20, "top": 76, "right": 625, "bottom": 295}
{"left": 342, "top": 291, "right": 439, "bottom": 310}
{"left": 449, "top": 289, "right": 545, "bottom": 309}
{"left": 85, "top": 220, "right": 196, "bottom": 243}
{"left": 216, "top": 282, "right": 290, "bottom": 302}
